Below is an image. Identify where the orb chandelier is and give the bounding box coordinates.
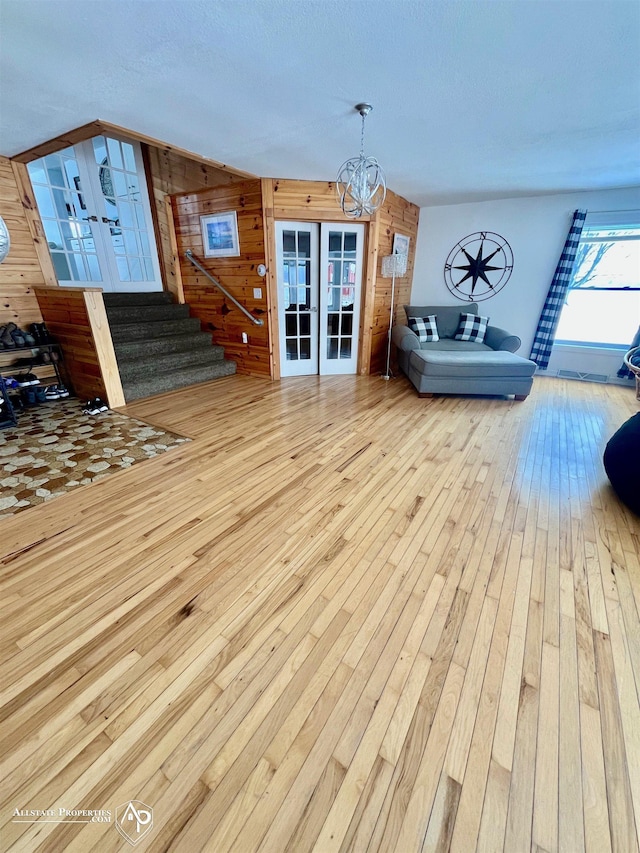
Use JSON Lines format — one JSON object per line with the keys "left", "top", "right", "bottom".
{"left": 337, "top": 103, "right": 386, "bottom": 219}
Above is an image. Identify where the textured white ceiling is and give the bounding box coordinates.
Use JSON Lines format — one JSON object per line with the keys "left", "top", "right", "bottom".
{"left": 1, "top": 0, "right": 639, "bottom": 206}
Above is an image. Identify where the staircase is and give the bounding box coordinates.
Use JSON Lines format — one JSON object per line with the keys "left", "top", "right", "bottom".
{"left": 103, "top": 292, "right": 236, "bottom": 402}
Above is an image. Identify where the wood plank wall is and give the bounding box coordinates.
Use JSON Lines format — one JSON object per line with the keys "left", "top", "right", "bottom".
{"left": 370, "top": 189, "right": 420, "bottom": 374}
{"left": 0, "top": 156, "right": 50, "bottom": 329}
{"left": 269, "top": 178, "right": 372, "bottom": 223}
{"left": 34, "top": 287, "right": 125, "bottom": 407}
{"left": 262, "top": 179, "right": 419, "bottom": 377}
{"left": 171, "top": 180, "right": 271, "bottom": 377}
{"left": 144, "top": 145, "right": 249, "bottom": 302}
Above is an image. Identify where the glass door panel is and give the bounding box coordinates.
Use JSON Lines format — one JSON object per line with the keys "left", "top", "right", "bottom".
{"left": 276, "top": 222, "right": 319, "bottom": 376}
{"left": 28, "top": 136, "right": 162, "bottom": 292}
{"left": 86, "top": 135, "right": 162, "bottom": 288}
{"left": 28, "top": 149, "right": 106, "bottom": 285}
{"left": 319, "top": 224, "right": 364, "bottom": 375}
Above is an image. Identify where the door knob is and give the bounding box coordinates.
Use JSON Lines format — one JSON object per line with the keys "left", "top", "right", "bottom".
{"left": 82, "top": 215, "right": 98, "bottom": 222}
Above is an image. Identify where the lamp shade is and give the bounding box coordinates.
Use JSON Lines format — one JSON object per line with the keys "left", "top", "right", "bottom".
{"left": 381, "top": 252, "right": 407, "bottom": 278}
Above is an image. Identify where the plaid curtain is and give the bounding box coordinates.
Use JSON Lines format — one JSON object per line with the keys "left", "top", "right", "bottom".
{"left": 617, "top": 325, "right": 640, "bottom": 379}
{"left": 529, "top": 209, "right": 587, "bottom": 369}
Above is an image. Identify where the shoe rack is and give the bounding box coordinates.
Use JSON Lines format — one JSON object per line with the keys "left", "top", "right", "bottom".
{"left": 0, "top": 341, "right": 71, "bottom": 413}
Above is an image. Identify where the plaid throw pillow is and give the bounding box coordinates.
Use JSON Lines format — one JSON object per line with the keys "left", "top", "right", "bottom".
{"left": 408, "top": 315, "right": 439, "bottom": 343}
{"left": 454, "top": 312, "right": 489, "bottom": 343}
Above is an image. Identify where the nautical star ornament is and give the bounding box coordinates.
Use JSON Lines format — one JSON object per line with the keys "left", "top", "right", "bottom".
{"left": 444, "top": 231, "right": 513, "bottom": 302}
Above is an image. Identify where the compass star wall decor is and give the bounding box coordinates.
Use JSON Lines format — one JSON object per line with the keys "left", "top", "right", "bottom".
{"left": 444, "top": 231, "right": 513, "bottom": 302}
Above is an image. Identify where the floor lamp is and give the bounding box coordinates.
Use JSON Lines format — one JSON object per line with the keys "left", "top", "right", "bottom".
{"left": 381, "top": 252, "right": 408, "bottom": 380}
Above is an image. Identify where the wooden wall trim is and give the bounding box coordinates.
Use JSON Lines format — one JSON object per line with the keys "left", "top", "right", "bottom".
{"left": 34, "top": 285, "right": 103, "bottom": 293}
{"left": 10, "top": 122, "right": 104, "bottom": 163}
{"left": 140, "top": 142, "right": 168, "bottom": 290}
{"left": 359, "top": 216, "right": 381, "bottom": 375}
{"left": 163, "top": 195, "right": 185, "bottom": 304}
{"left": 83, "top": 290, "right": 125, "bottom": 408}
{"left": 12, "top": 120, "right": 256, "bottom": 180}
{"left": 261, "top": 178, "right": 280, "bottom": 380}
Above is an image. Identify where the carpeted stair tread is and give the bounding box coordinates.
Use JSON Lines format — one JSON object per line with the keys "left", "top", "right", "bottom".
{"left": 106, "top": 303, "right": 191, "bottom": 324}
{"left": 117, "top": 347, "right": 226, "bottom": 381}
{"left": 103, "top": 291, "right": 173, "bottom": 307}
{"left": 110, "top": 316, "right": 203, "bottom": 342}
{"left": 104, "top": 291, "right": 237, "bottom": 402}
{"left": 123, "top": 360, "right": 237, "bottom": 402}
{"left": 114, "top": 333, "right": 219, "bottom": 359}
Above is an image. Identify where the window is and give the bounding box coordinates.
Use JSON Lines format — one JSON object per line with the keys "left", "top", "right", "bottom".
{"left": 555, "top": 211, "right": 640, "bottom": 348}
{"left": 27, "top": 136, "right": 162, "bottom": 292}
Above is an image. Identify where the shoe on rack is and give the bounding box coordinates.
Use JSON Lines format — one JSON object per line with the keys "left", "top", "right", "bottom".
{"left": 31, "top": 323, "right": 53, "bottom": 344}
{"left": 10, "top": 328, "right": 26, "bottom": 347}
{"left": 20, "top": 387, "right": 38, "bottom": 407}
{"left": 57, "top": 384, "right": 70, "bottom": 398}
{"left": 34, "top": 387, "right": 46, "bottom": 404}
{"left": 0, "top": 323, "right": 17, "bottom": 348}
{"left": 4, "top": 376, "right": 19, "bottom": 390}
{"left": 22, "top": 330, "right": 37, "bottom": 346}
{"left": 17, "top": 373, "right": 40, "bottom": 387}
{"left": 94, "top": 397, "right": 108, "bottom": 412}
{"left": 45, "top": 385, "right": 61, "bottom": 400}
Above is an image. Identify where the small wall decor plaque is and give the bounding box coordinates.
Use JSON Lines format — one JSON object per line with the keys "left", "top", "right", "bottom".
{"left": 200, "top": 211, "right": 240, "bottom": 258}
{"left": 393, "top": 233, "right": 410, "bottom": 256}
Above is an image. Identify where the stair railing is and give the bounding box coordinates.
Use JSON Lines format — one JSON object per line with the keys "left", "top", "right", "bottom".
{"left": 185, "top": 250, "right": 264, "bottom": 327}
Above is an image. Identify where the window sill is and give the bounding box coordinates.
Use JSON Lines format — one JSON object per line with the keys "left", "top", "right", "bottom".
{"left": 554, "top": 342, "right": 627, "bottom": 355}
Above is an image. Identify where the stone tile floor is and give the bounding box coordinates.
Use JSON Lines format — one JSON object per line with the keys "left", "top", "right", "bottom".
{"left": 0, "top": 398, "right": 190, "bottom": 517}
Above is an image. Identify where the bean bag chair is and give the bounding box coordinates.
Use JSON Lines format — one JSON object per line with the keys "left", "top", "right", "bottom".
{"left": 603, "top": 413, "right": 640, "bottom": 516}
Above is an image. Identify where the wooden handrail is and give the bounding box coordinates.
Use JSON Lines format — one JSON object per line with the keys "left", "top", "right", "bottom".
{"left": 185, "top": 250, "right": 264, "bottom": 326}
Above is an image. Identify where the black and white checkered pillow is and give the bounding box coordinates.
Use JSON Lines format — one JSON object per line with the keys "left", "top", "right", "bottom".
{"left": 454, "top": 312, "right": 489, "bottom": 343}
{"left": 408, "top": 315, "right": 439, "bottom": 343}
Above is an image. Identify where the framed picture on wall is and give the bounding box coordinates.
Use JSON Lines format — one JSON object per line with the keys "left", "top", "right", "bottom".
{"left": 393, "top": 233, "right": 410, "bottom": 256}
{"left": 200, "top": 211, "right": 240, "bottom": 258}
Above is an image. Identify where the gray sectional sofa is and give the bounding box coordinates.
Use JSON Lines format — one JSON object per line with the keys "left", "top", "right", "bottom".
{"left": 392, "top": 302, "right": 536, "bottom": 399}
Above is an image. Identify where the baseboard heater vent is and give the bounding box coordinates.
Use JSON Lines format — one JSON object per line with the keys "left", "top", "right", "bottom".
{"left": 557, "top": 369, "right": 609, "bottom": 383}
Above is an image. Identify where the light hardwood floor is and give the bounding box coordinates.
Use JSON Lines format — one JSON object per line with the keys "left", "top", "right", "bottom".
{"left": 1, "top": 374, "right": 638, "bottom": 853}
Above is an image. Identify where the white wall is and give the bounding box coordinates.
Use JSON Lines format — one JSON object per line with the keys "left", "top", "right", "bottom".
{"left": 412, "top": 186, "right": 640, "bottom": 373}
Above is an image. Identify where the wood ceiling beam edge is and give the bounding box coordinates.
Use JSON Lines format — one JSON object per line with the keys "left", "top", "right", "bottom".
{"left": 10, "top": 120, "right": 257, "bottom": 180}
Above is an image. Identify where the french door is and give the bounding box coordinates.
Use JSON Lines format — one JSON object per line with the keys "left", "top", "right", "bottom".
{"left": 276, "top": 221, "right": 365, "bottom": 376}
{"left": 27, "top": 135, "right": 162, "bottom": 292}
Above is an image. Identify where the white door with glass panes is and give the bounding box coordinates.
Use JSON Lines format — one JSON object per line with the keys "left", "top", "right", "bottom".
{"left": 276, "top": 221, "right": 365, "bottom": 376}
{"left": 27, "top": 135, "right": 162, "bottom": 292}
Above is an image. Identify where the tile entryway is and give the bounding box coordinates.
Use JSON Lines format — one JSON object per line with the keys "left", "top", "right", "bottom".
{"left": 0, "top": 399, "right": 189, "bottom": 516}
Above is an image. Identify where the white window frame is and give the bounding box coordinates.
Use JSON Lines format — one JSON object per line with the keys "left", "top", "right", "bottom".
{"left": 555, "top": 209, "right": 640, "bottom": 349}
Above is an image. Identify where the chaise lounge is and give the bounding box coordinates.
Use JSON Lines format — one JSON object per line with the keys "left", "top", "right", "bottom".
{"left": 392, "top": 302, "right": 537, "bottom": 400}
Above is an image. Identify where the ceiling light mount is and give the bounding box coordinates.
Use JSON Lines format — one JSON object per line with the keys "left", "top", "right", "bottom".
{"left": 337, "top": 103, "right": 386, "bottom": 219}
{"left": 354, "top": 103, "right": 373, "bottom": 118}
